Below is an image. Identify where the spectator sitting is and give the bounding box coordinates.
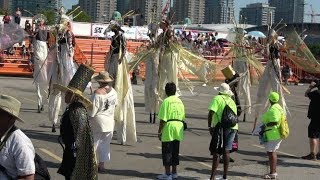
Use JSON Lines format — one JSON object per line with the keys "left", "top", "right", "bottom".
{"left": 14, "top": 7, "right": 21, "bottom": 25}
{"left": 3, "top": 12, "right": 11, "bottom": 24}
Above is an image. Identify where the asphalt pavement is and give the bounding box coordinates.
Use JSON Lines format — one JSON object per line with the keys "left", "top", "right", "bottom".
{"left": 0, "top": 76, "right": 319, "bottom": 180}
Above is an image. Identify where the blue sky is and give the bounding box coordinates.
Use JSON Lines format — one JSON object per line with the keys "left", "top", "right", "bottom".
{"left": 62, "top": 0, "right": 320, "bottom": 23}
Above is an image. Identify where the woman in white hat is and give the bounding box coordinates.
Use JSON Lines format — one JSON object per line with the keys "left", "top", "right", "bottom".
{"left": 90, "top": 71, "right": 118, "bottom": 172}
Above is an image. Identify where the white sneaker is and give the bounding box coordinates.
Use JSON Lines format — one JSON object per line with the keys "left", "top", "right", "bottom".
{"left": 202, "top": 83, "right": 207, "bottom": 87}
{"left": 172, "top": 173, "right": 178, "bottom": 179}
{"left": 215, "top": 177, "right": 227, "bottom": 180}
{"left": 157, "top": 173, "right": 172, "bottom": 180}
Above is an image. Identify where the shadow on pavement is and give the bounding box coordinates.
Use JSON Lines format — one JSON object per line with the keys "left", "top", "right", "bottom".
{"left": 186, "top": 114, "right": 207, "bottom": 120}
{"left": 23, "top": 129, "right": 59, "bottom": 144}
{"left": 134, "top": 102, "right": 145, "bottom": 107}
{"left": 127, "top": 152, "right": 162, "bottom": 159}
{"left": 45, "top": 160, "right": 60, "bottom": 169}
{"left": 107, "top": 169, "right": 158, "bottom": 179}
{"left": 21, "top": 108, "right": 39, "bottom": 113}
{"left": 185, "top": 167, "right": 262, "bottom": 178}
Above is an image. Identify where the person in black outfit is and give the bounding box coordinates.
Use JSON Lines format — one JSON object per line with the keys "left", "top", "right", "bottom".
{"left": 282, "top": 64, "right": 291, "bottom": 85}
{"left": 301, "top": 80, "right": 320, "bottom": 160}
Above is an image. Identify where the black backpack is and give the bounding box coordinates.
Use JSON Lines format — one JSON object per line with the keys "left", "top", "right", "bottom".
{"left": 0, "top": 126, "right": 51, "bottom": 180}
{"left": 220, "top": 98, "right": 239, "bottom": 128}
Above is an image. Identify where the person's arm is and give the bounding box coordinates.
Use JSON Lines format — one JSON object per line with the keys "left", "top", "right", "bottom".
{"left": 208, "top": 110, "right": 214, "bottom": 134}
{"left": 17, "top": 174, "right": 34, "bottom": 180}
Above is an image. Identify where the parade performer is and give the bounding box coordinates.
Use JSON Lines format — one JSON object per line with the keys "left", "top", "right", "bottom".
{"left": 105, "top": 21, "right": 137, "bottom": 145}
{"left": 48, "top": 8, "right": 77, "bottom": 132}
{"left": 55, "top": 64, "right": 97, "bottom": 180}
{"left": 105, "top": 21, "right": 125, "bottom": 86}
{"left": 33, "top": 18, "right": 49, "bottom": 113}
{"left": 90, "top": 71, "right": 118, "bottom": 172}
{"left": 145, "top": 23, "right": 159, "bottom": 123}
{"left": 130, "top": 19, "right": 216, "bottom": 115}
{"left": 252, "top": 29, "right": 288, "bottom": 132}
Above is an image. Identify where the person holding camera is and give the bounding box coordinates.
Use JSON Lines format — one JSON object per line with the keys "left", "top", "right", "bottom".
{"left": 301, "top": 80, "right": 320, "bottom": 160}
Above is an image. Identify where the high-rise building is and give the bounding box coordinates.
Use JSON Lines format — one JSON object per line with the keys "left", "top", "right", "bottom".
{"left": 145, "top": 0, "right": 164, "bottom": 24}
{"left": 8, "top": 0, "right": 62, "bottom": 16}
{"left": 240, "top": 3, "right": 275, "bottom": 26}
{"left": 0, "top": 0, "right": 10, "bottom": 10}
{"left": 172, "top": 0, "right": 205, "bottom": 24}
{"left": 269, "top": 0, "right": 305, "bottom": 23}
{"left": 204, "top": 0, "right": 235, "bottom": 24}
{"left": 117, "top": 0, "right": 129, "bottom": 15}
{"left": 79, "top": 0, "right": 117, "bottom": 22}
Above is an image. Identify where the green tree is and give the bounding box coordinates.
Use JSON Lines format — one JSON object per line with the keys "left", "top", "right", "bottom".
{"left": 308, "top": 44, "right": 320, "bottom": 60}
{"left": 67, "top": 5, "right": 91, "bottom": 22}
{"left": 39, "top": 9, "right": 56, "bottom": 25}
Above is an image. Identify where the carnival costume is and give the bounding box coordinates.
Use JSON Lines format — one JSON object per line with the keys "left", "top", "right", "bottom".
{"left": 54, "top": 64, "right": 97, "bottom": 180}
{"left": 33, "top": 20, "right": 49, "bottom": 113}
{"left": 130, "top": 20, "right": 216, "bottom": 107}
{"left": 105, "top": 21, "right": 137, "bottom": 144}
{"left": 47, "top": 8, "right": 77, "bottom": 131}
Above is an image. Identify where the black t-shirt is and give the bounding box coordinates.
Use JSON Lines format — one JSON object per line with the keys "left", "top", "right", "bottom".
{"left": 307, "top": 89, "right": 320, "bottom": 122}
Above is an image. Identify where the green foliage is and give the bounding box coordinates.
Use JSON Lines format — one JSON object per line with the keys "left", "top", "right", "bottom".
{"left": 308, "top": 44, "right": 320, "bottom": 60}
{"left": 67, "top": 6, "right": 91, "bottom": 22}
{"left": 39, "top": 9, "right": 56, "bottom": 25}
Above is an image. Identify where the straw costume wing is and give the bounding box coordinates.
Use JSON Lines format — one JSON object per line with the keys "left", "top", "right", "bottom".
{"left": 284, "top": 30, "right": 320, "bottom": 74}
{"left": 0, "top": 23, "right": 27, "bottom": 51}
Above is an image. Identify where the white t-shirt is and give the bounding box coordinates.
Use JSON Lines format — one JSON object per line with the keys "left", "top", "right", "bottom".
{"left": 0, "top": 129, "right": 35, "bottom": 179}
{"left": 90, "top": 88, "right": 118, "bottom": 133}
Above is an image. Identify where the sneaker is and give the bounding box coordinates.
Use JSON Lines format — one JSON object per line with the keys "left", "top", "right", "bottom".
{"left": 172, "top": 173, "right": 178, "bottom": 179}
{"left": 317, "top": 153, "right": 320, "bottom": 160}
{"left": 301, "top": 153, "right": 317, "bottom": 160}
{"left": 215, "top": 177, "right": 227, "bottom": 180}
{"left": 157, "top": 174, "right": 172, "bottom": 180}
{"left": 202, "top": 83, "right": 207, "bottom": 87}
{"left": 263, "top": 173, "right": 277, "bottom": 179}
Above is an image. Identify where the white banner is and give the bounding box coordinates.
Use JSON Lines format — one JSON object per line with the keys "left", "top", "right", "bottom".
{"left": 91, "top": 24, "right": 109, "bottom": 37}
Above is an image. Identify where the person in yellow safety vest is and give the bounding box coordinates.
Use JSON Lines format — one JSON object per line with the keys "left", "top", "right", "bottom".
{"left": 261, "top": 91, "right": 284, "bottom": 179}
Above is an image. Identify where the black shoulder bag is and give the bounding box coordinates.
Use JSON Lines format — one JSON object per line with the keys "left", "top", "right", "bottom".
{"left": 220, "top": 97, "right": 239, "bottom": 128}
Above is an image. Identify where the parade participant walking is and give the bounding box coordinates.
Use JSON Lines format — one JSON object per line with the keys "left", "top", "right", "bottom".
{"left": 157, "top": 82, "right": 185, "bottom": 180}
{"left": 105, "top": 21, "right": 137, "bottom": 145}
{"left": 105, "top": 21, "right": 125, "bottom": 86}
{"left": 48, "top": 9, "right": 76, "bottom": 133}
{"left": 0, "top": 95, "right": 35, "bottom": 179}
{"left": 208, "top": 83, "right": 238, "bottom": 180}
{"left": 90, "top": 71, "right": 118, "bottom": 172}
{"left": 14, "top": 8, "right": 21, "bottom": 25}
{"left": 54, "top": 64, "right": 97, "bottom": 180}
{"left": 260, "top": 92, "right": 284, "bottom": 179}
{"left": 33, "top": 18, "right": 49, "bottom": 113}
{"left": 301, "top": 80, "right": 320, "bottom": 160}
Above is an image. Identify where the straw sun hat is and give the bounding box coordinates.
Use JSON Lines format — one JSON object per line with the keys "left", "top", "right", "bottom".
{"left": 53, "top": 64, "right": 95, "bottom": 109}
{"left": 0, "top": 94, "right": 24, "bottom": 122}
{"left": 93, "top": 71, "right": 114, "bottom": 83}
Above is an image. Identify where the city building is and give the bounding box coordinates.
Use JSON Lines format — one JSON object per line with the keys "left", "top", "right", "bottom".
{"left": 269, "top": 0, "right": 305, "bottom": 23}
{"left": 240, "top": 3, "right": 275, "bottom": 26}
{"left": 2, "top": 0, "right": 62, "bottom": 16}
{"left": 0, "top": 0, "right": 10, "bottom": 11}
{"left": 171, "top": 0, "right": 205, "bottom": 24}
{"left": 79, "top": 0, "right": 117, "bottom": 23}
{"left": 204, "top": 0, "right": 235, "bottom": 24}
{"left": 145, "top": 0, "right": 164, "bottom": 24}
{"left": 116, "top": 0, "right": 129, "bottom": 15}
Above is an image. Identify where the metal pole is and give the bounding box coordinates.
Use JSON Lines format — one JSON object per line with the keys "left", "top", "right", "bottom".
{"left": 90, "top": 43, "right": 93, "bottom": 66}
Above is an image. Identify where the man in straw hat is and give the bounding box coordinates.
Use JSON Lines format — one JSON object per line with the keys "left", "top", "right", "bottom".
{"left": 0, "top": 95, "right": 36, "bottom": 179}
{"left": 54, "top": 64, "right": 97, "bottom": 180}
{"left": 90, "top": 71, "right": 118, "bottom": 172}
{"left": 207, "top": 83, "right": 238, "bottom": 180}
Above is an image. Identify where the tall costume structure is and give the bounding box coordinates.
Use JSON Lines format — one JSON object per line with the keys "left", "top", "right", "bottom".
{"left": 105, "top": 21, "right": 137, "bottom": 145}
{"left": 145, "top": 22, "right": 159, "bottom": 123}
{"left": 32, "top": 18, "right": 49, "bottom": 113}
{"left": 253, "top": 29, "right": 287, "bottom": 131}
{"left": 54, "top": 64, "right": 97, "bottom": 180}
{"left": 130, "top": 20, "right": 216, "bottom": 118}
{"left": 48, "top": 8, "right": 77, "bottom": 132}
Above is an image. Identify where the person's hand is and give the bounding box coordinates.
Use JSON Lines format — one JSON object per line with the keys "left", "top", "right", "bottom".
{"left": 158, "top": 133, "right": 162, "bottom": 141}
{"left": 209, "top": 127, "right": 214, "bottom": 135}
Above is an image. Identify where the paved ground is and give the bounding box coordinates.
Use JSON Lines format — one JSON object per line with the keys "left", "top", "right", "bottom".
{"left": 1, "top": 76, "right": 320, "bottom": 180}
